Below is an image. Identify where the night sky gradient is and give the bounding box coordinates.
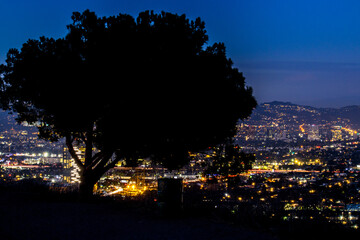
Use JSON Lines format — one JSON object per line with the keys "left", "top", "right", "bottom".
{"left": 1, "top": 0, "right": 360, "bottom": 107}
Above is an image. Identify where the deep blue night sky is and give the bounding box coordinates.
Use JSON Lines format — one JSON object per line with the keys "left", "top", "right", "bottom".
{"left": 1, "top": 0, "right": 360, "bottom": 107}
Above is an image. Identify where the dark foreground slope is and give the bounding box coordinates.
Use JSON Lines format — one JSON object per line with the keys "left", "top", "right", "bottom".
{"left": 1, "top": 185, "right": 359, "bottom": 240}
{"left": 0, "top": 191, "right": 277, "bottom": 240}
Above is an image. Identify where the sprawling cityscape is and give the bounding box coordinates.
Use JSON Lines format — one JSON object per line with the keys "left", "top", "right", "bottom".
{"left": 2, "top": 1, "right": 360, "bottom": 239}
{"left": 1, "top": 102, "right": 360, "bottom": 232}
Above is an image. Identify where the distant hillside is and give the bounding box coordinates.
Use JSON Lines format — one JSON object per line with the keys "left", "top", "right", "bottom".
{"left": 0, "top": 110, "right": 38, "bottom": 132}
{"left": 1, "top": 102, "right": 360, "bottom": 132}
{"left": 248, "top": 101, "right": 360, "bottom": 129}
{"left": 320, "top": 105, "right": 360, "bottom": 127}
{"left": 0, "top": 110, "right": 15, "bottom": 131}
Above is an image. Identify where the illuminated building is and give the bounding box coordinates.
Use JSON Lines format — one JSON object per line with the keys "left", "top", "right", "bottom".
{"left": 332, "top": 129, "right": 343, "bottom": 141}
{"left": 61, "top": 146, "right": 72, "bottom": 169}
{"left": 62, "top": 145, "right": 86, "bottom": 183}
{"left": 307, "top": 125, "right": 320, "bottom": 141}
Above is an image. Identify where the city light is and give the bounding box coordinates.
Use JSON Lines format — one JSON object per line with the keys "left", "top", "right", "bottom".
{"left": 1, "top": 101, "right": 360, "bottom": 233}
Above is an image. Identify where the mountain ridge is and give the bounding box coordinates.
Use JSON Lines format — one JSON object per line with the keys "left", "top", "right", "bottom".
{"left": 251, "top": 101, "right": 360, "bottom": 129}
{"left": 262, "top": 101, "right": 360, "bottom": 110}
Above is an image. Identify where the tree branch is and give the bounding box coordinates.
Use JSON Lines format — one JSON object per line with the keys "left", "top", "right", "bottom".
{"left": 84, "top": 129, "right": 93, "bottom": 167}
{"left": 103, "top": 156, "right": 121, "bottom": 172}
{"left": 85, "top": 151, "right": 105, "bottom": 171}
{"left": 96, "top": 152, "right": 114, "bottom": 169}
{"left": 92, "top": 152, "right": 116, "bottom": 178}
{"left": 65, "top": 134, "right": 85, "bottom": 172}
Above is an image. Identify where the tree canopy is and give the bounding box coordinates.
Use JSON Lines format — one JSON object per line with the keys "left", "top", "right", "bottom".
{"left": 0, "top": 10, "right": 256, "bottom": 196}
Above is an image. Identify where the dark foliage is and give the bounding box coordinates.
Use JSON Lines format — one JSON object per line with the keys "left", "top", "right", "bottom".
{"left": 0, "top": 10, "right": 256, "bottom": 197}
{"left": 206, "top": 144, "right": 255, "bottom": 177}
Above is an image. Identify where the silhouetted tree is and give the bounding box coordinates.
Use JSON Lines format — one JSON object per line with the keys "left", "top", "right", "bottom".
{"left": 0, "top": 10, "right": 256, "bottom": 198}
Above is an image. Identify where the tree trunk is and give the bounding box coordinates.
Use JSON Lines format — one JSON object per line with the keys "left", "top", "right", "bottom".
{"left": 65, "top": 134, "right": 117, "bottom": 200}
{"left": 79, "top": 174, "right": 97, "bottom": 200}
{"left": 157, "top": 178, "right": 183, "bottom": 212}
